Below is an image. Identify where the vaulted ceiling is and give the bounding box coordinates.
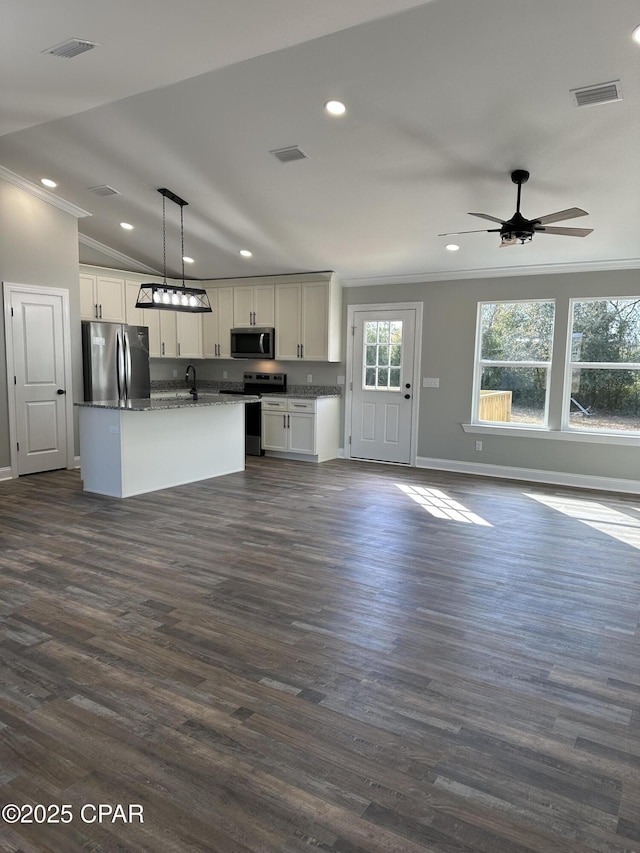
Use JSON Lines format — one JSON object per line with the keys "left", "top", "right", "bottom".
{"left": 2, "top": 0, "right": 639, "bottom": 285}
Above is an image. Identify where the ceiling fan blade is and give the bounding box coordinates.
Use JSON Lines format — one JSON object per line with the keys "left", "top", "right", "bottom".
{"left": 438, "top": 228, "right": 501, "bottom": 236}
{"left": 468, "top": 212, "right": 505, "bottom": 224}
{"left": 535, "top": 226, "right": 594, "bottom": 237}
{"left": 534, "top": 207, "right": 589, "bottom": 225}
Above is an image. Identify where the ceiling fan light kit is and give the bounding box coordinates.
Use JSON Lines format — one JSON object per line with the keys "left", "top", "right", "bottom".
{"left": 439, "top": 169, "right": 593, "bottom": 247}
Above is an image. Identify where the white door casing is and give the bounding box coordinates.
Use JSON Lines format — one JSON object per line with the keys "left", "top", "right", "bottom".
{"left": 346, "top": 303, "right": 422, "bottom": 465}
{"left": 3, "top": 283, "right": 74, "bottom": 477}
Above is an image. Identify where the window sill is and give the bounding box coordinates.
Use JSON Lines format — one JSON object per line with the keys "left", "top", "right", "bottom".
{"left": 461, "top": 423, "right": 640, "bottom": 446}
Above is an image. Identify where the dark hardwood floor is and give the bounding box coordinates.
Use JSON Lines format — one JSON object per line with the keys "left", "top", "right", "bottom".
{"left": 0, "top": 458, "right": 639, "bottom": 852}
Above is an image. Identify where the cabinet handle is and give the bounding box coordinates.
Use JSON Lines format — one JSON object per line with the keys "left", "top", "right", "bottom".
{"left": 287, "top": 414, "right": 290, "bottom": 428}
{"left": 98, "top": 304, "right": 103, "bottom": 318}
{"left": 94, "top": 303, "right": 98, "bottom": 318}
{"left": 283, "top": 414, "right": 286, "bottom": 429}
{"left": 162, "top": 341, "right": 165, "bottom": 356}
{"left": 296, "top": 344, "right": 300, "bottom": 357}
{"left": 178, "top": 342, "right": 181, "bottom": 356}
{"left": 300, "top": 344, "right": 304, "bottom": 358}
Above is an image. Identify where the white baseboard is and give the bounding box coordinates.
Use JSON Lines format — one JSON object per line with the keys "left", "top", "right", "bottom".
{"left": 416, "top": 456, "right": 640, "bottom": 496}
{"left": 0, "top": 466, "right": 12, "bottom": 481}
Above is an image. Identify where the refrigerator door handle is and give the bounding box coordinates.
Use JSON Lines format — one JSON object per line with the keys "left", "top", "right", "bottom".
{"left": 116, "top": 329, "right": 124, "bottom": 400}
{"left": 123, "top": 328, "right": 132, "bottom": 399}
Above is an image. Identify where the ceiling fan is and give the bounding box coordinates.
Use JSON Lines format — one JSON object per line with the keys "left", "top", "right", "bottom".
{"left": 439, "top": 169, "right": 593, "bottom": 246}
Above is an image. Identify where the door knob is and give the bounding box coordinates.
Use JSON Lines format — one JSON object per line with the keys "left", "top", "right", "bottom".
{"left": 405, "top": 383, "right": 411, "bottom": 389}
{"left": 56, "top": 389, "right": 66, "bottom": 395}
{"left": 404, "top": 394, "right": 411, "bottom": 399}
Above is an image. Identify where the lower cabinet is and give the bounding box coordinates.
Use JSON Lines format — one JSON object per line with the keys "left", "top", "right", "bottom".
{"left": 261, "top": 397, "right": 339, "bottom": 462}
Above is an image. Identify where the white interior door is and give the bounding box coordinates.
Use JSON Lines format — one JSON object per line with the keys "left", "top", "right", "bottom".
{"left": 349, "top": 308, "right": 417, "bottom": 464}
{"left": 8, "top": 288, "right": 69, "bottom": 474}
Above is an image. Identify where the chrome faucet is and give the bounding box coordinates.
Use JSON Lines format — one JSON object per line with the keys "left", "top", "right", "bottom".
{"left": 185, "top": 364, "right": 198, "bottom": 400}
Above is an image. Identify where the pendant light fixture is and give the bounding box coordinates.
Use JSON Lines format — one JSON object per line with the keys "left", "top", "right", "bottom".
{"left": 136, "top": 188, "right": 212, "bottom": 313}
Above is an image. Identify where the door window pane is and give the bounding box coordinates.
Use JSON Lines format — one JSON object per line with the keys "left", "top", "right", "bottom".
{"left": 363, "top": 320, "right": 403, "bottom": 390}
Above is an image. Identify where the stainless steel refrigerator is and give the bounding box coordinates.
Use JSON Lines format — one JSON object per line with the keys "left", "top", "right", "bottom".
{"left": 82, "top": 321, "right": 150, "bottom": 402}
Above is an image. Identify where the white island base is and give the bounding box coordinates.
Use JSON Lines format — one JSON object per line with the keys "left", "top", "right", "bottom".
{"left": 78, "top": 399, "right": 248, "bottom": 498}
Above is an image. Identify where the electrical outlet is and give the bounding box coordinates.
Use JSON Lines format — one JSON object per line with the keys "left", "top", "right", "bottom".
{"left": 475, "top": 440, "right": 483, "bottom": 451}
{"left": 109, "top": 425, "right": 119, "bottom": 435}
{"left": 423, "top": 377, "right": 440, "bottom": 388}
{"left": 223, "top": 370, "right": 228, "bottom": 379}
{"left": 337, "top": 375, "right": 345, "bottom": 385}
{"left": 306, "top": 374, "right": 313, "bottom": 383}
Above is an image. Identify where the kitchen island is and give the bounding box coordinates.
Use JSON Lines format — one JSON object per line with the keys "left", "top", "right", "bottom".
{"left": 76, "top": 394, "right": 259, "bottom": 498}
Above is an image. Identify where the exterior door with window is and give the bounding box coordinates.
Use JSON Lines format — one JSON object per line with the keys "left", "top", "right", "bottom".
{"left": 350, "top": 308, "right": 416, "bottom": 463}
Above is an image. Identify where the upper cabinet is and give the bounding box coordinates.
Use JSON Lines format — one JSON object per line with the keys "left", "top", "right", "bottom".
{"left": 176, "top": 311, "right": 203, "bottom": 359}
{"left": 275, "top": 275, "right": 342, "bottom": 362}
{"left": 203, "top": 286, "right": 234, "bottom": 358}
{"left": 80, "top": 274, "right": 126, "bottom": 322}
{"left": 233, "top": 284, "right": 275, "bottom": 327}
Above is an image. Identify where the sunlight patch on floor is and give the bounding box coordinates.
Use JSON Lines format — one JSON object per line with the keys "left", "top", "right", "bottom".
{"left": 525, "top": 493, "right": 640, "bottom": 551}
{"left": 396, "top": 484, "right": 492, "bottom": 525}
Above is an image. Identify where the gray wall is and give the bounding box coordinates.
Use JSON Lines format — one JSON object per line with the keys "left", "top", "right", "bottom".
{"left": 0, "top": 180, "right": 81, "bottom": 469}
{"left": 343, "top": 269, "right": 640, "bottom": 483}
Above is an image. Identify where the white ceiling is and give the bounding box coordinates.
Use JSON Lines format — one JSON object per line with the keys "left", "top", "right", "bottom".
{"left": 2, "top": 0, "right": 639, "bottom": 285}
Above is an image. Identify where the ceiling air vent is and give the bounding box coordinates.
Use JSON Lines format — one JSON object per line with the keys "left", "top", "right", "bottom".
{"left": 270, "top": 146, "right": 308, "bottom": 163}
{"left": 571, "top": 80, "right": 622, "bottom": 108}
{"left": 88, "top": 185, "right": 120, "bottom": 197}
{"left": 42, "top": 38, "right": 100, "bottom": 59}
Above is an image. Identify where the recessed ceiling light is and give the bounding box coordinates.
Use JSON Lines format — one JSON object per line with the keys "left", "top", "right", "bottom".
{"left": 120, "top": 222, "right": 134, "bottom": 230}
{"left": 445, "top": 243, "right": 460, "bottom": 252}
{"left": 41, "top": 178, "right": 57, "bottom": 188}
{"left": 632, "top": 24, "right": 640, "bottom": 44}
{"left": 183, "top": 256, "right": 194, "bottom": 264}
{"left": 239, "top": 249, "right": 253, "bottom": 258}
{"left": 325, "top": 99, "right": 346, "bottom": 116}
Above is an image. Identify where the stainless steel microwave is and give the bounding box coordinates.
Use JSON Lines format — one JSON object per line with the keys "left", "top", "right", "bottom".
{"left": 230, "top": 327, "right": 275, "bottom": 359}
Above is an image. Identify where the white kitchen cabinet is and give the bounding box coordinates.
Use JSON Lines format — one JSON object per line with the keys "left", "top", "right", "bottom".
{"left": 233, "top": 284, "right": 275, "bottom": 327}
{"left": 80, "top": 274, "right": 126, "bottom": 322}
{"left": 159, "top": 311, "right": 177, "bottom": 358}
{"left": 203, "top": 286, "right": 234, "bottom": 358}
{"left": 261, "top": 397, "right": 339, "bottom": 461}
{"left": 176, "top": 311, "right": 203, "bottom": 358}
{"left": 274, "top": 276, "right": 341, "bottom": 361}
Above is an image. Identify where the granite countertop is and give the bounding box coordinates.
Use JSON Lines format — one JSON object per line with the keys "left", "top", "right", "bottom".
{"left": 75, "top": 394, "right": 260, "bottom": 412}
{"left": 149, "top": 381, "right": 342, "bottom": 400}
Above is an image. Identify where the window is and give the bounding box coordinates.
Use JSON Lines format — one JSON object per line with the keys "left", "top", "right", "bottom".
{"left": 364, "top": 319, "right": 402, "bottom": 390}
{"left": 566, "top": 298, "right": 640, "bottom": 434}
{"left": 473, "top": 300, "right": 555, "bottom": 427}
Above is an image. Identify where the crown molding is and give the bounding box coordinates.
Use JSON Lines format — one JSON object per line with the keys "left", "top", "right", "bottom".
{"left": 343, "top": 257, "right": 640, "bottom": 287}
{"left": 0, "top": 165, "right": 91, "bottom": 218}
{"left": 78, "top": 234, "right": 162, "bottom": 275}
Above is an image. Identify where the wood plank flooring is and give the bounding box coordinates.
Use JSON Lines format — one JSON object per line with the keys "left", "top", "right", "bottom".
{"left": 0, "top": 458, "right": 639, "bottom": 852}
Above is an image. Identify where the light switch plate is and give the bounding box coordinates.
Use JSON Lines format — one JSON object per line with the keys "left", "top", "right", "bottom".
{"left": 423, "top": 377, "right": 440, "bottom": 388}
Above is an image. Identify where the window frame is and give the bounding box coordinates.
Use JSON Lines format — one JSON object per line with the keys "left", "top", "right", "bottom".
{"left": 562, "top": 296, "right": 640, "bottom": 437}
{"left": 471, "top": 298, "right": 555, "bottom": 429}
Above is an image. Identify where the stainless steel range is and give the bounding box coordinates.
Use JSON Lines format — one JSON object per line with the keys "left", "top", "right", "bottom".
{"left": 220, "top": 372, "right": 287, "bottom": 456}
